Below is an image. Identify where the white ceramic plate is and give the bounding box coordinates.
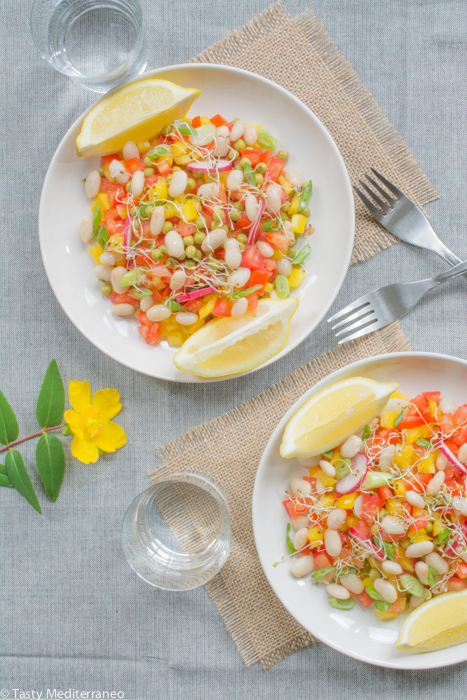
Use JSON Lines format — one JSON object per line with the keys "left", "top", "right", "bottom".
{"left": 39, "top": 64, "right": 354, "bottom": 381}
{"left": 252, "top": 352, "right": 467, "bottom": 668}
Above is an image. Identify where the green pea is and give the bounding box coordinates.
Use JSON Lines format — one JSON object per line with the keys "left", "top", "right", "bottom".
{"left": 228, "top": 148, "right": 238, "bottom": 160}
{"left": 194, "top": 232, "right": 206, "bottom": 245}
{"left": 186, "top": 178, "right": 196, "bottom": 191}
{"left": 369, "top": 568, "right": 381, "bottom": 581}
{"left": 281, "top": 201, "right": 290, "bottom": 212}
{"left": 255, "top": 162, "right": 267, "bottom": 174}
{"left": 302, "top": 207, "right": 310, "bottom": 217}
{"left": 101, "top": 283, "right": 112, "bottom": 297}
{"left": 191, "top": 170, "right": 203, "bottom": 179}
{"left": 165, "top": 174, "right": 172, "bottom": 184}
{"left": 161, "top": 125, "right": 171, "bottom": 136}
{"left": 177, "top": 252, "right": 186, "bottom": 260}
{"left": 185, "top": 245, "right": 197, "bottom": 258}
{"left": 125, "top": 182, "right": 132, "bottom": 192}
{"left": 236, "top": 233, "right": 248, "bottom": 243}
{"left": 239, "top": 157, "right": 251, "bottom": 169}
{"left": 255, "top": 174, "right": 264, "bottom": 186}
{"left": 184, "top": 235, "right": 194, "bottom": 247}
{"left": 185, "top": 259, "right": 196, "bottom": 268}
{"left": 98, "top": 167, "right": 105, "bottom": 177}
{"left": 134, "top": 308, "right": 140, "bottom": 317}
{"left": 144, "top": 156, "right": 153, "bottom": 167}
{"left": 238, "top": 242, "right": 246, "bottom": 252}
{"left": 222, "top": 224, "right": 230, "bottom": 234}
{"left": 130, "top": 206, "right": 138, "bottom": 217}
{"left": 288, "top": 247, "right": 297, "bottom": 258}
{"left": 277, "top": 150, "right": 289, "bottom": 161}
{"left": 133, "top": 220, "right": 140, "bottom": 230}
{"left": 144, "top": 204, "right": 154, "bottom": 217}
{"left": 162, "top": 222, "right": 173, "bottom": 233}
{"left": 210, "top": 221, "right": 218, "bottom": 230}
{"left": 234, "top": 139, "right": 246, "bottom": 151}
{"left": 195, "top": 249, "right": 203, "bottom": 260}
{"left": 234, "top": 164, "right": 243, "bottom": 171}
{"left": 230, "top": 210, "right": 241, "bottom": 222}
{"left": 233, "top": 201, "right": 245, "bottom": 211}
{"left": 194, "top": 216, "right": 206, "bottom": 229}
{"left": 151, "top": 249, "right": 163, "bottom": 261}
{"left": 166, "top": 257, "right": 178, "bottom": 268}
{"left": 172, "top": 165, "right": 181, "bottom": 172}
{"left": 144, "top": 167, "right": 155, "bottom": 177}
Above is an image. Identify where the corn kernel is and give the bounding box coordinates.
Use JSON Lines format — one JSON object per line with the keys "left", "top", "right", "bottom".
{"left": 411, "top": 534, "right": 432, "bottom": 542}
{"left": 362, "top": 577, "right": 373, "bottom": 587}
{"left": 272, "top": 249, "right": 285, "bottom": 259}
{"left": 345, "top": 514, "right": 358, "bottom": 528}
{"left": 381, "top": 410, "right": 399, "bottom": 429}
{"left": 291, "top": 214, "right": 308, "bottom": 234}
{"left": 288, "top": 267, "right": 307, "bottom": 289}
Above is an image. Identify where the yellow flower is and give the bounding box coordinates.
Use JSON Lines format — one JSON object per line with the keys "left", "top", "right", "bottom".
{"left": 64, "top": 380, "right": 126, "bottom": 464}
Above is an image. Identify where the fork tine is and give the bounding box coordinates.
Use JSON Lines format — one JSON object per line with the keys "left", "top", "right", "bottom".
{"left": 353, "top": 186, "right": 384, "bottom": 223}
{"left": 359, "top": 180, "right": 390, "bottom": 214}
{"left": 334, "top": 313, "right": 378, "bottom": 338}
{"left": 370, "top": 168, "right": 408, "bottom": 201}
{"left": 364, "top": 174, "right": 396, "bottom": 206}
{"left": 330, "top": 305, "right": 375, "bottom": 330}
{"left": 337, "top": 318, "right": 383, "bottom": 344}
{"left": 327, "top": 292, "right": 375, "bottom": 323}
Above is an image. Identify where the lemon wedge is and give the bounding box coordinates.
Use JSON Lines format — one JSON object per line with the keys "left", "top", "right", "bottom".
{"left": 76, "top": 79, "right": 201, "bottom": 156}
{"left": 173, "top": 297, "right": 299, "bottom": 378}
{"left": 280, "top": 376, "right": 398, "bottom": 458}
{"left": 396, "top": 590, "right": 467, "bottom": 653}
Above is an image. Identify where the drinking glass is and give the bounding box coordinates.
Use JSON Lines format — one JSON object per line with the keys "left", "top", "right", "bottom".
{"left": 30, "top": 0, "right": 147, "bottom": 92}
{"left": 122, "top": 472, "right": 231, "bottom": 591}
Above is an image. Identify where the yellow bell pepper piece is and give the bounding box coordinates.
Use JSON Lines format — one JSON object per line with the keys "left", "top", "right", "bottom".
{"left": 428, "top": 399, "right": 440, "bottom": 419}
{"left": 278, "top": 175, "right": 294, "bottom": 194}
{"left": 345, "top": 514, "right": 358, "bottom": 529}
{"left": 433, "top": 521, "right": 444, "bottom": 536}
{"left": 375, "top": 610, "right": 398, "bottom": 621}
{"left": 391, "top": 391, "right": 408, "bottom": 400}
{"left": 335, "top": 492, "right": 359, "bottom": 510}
{"left": 174, "top": 154, "right": 192, "bottom": 165}
{"left": 320, "top": 494, "right": 335, "bottom": 508}
{"left": 149, "top": 177, "right": 168, "bottom": 202}
{"left": 171, "top": 141, "right": 190, "bottom": 155}
{"left": 181, "top": 200, "right": 198, "bottom": 222}
{"left": 288, "top": 195, "right": 301, "bottom": 216}
{"left": 418, "top": 456, "right": 435, "bottom": 474}
{"left": 166, "top": 332, "right": 184, "bottom": 348}
{"left": 89, "top": 244, "right": 104, "bottom": 264}
{"left": 199, "top": 296, "right": 217, "bottom": 319}
{"left": 362, "top": 577, "right": 374, "bottom": 587}
{"left": 394, "top": 445, "right": 414, "bottom": 470}
{"left": 309, "top": 465, "right": 321, "bottom": 476}
{"left": 165, "top": 203, "right": 178, "bottom": 219}
{"left": 315, "top": 470, "right": 336, "bottom": 488}
{"left": 188, "top": 318, "right": 205, "bottom": 335}
{"left": 288, "top": 267, "right": 307, "bottom": 289}
{"left": 392, "top": 479, "right": 406, "bottom": 498}
{"left": 291, "top": 214, "right": 308, "bottom": 234}
{"left": 385, "top": 498, "right": 405, "bottom": 516}
{"left": 381, "top": 410, "right": 399, "bottom": 429}
{"left": 412, "top": 507, "right": 425, "bottom": 518}
{"left": 411, "top": 533, "right": 432, "bottom": 542}
{"left": 272, "top": 249, "right": 285, "bottom": 260}
{"left": 308, "top": 526, "right": 324, "bottom": 543}
{"left": 399, "top": 557, "right": 415, "bottom": 573}
{"left": 265, "top": 282, "right": 274, "bottom": 294}
{"left": 137, "top": 141, "right": 150, "bottom": 152}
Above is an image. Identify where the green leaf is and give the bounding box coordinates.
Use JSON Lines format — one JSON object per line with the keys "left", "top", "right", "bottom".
{"left": 384, "top": 542, "right": 396, "bottom": 560}
{"left": 0, "top": 463, "right": 6, "bottom": 474}
{"left": 438, "top": 528, "right": 451, "bottom": 544}
{"left": 311, "top": 566, "right": 335, "bottom": 581}
{"left": 97, "top": 225, "right": 109, "bottom": 250}
{"left": 36, "top": 359, "right": 65, "bottom": 429}
{"left": 5, "top": 449, "right": 41, "bottom": 513}
{"left": 427, "top": 565, "right": 439, "bottom": 588}
{"left": 286, "top": 523, "right": 295, "bottom": 554}
{"left": 327, "top": 596, "right": 355, "bottom": 611}
{"left": 362, "top": 425, "right": 371, "bottom": 441}
{"left": 365, "top": 586, "right": 383, "bottom": 601}
{"left": 0, "top": 390, "right": 19, "bottom": 445}
{"left": 166, "top": 299, "right": 185, "bottom": 312}
{"left": 374, "top": 600, "right": 392, "bottom": 613}
{"left": 0, "top": 472, "right": 13, "bottom": 487}
{"left": 415, "top": 438, "right": 432, "bottom": 449}
{"left": 93, "top": 202, "right": 102, "bottom": 236}
{"left": 35, "top": 433, "right": 65, "bottom": 502}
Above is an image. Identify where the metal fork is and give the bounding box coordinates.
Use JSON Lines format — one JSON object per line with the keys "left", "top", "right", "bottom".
{"left": 328, "top": 258, "right": 467, "bottom": 343}
{"left": 354, "top": 168, "right": 467, "bottom": 281}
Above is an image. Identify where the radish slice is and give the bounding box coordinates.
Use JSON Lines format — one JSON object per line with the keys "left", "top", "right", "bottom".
{"left": 353, "top": 494, "right": 363, "bottom": 518}
{"left": 438, "top": 439, "right": 467, "bottom": 474}
{"left": 334, "top": 453, "right": 368, "bottom": 494}
{"left": 247, "top": 198, "right": 266, "bottom": 245}
{"left": 123, "top": 217, "right": 131, "bottom": 259}
{"left": 348, "top": 527, "right": 384, "bottom": 560}
{"left": 175, "top": 287, "right": 216, "bottom": 303}
{"left": 187, "top": 159, "right": 232, "bottom": 173}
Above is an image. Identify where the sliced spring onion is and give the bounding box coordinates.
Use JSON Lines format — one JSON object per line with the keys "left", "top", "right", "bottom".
{"left": 327, "top": 597, "right": 355, "bottom": 611}
{"left": 286, "top": 523, "right": 295, "bottom": 554}
{"left": 361, "top": 471, "right": 393, "bottom": 490}
{"left": 93, "top": 202, "right": 102, "bottom": 236}
{"left": 129, "top": 288, "right": 153, "bottom": 299}
{"left": 365, "top": 586, "right": 383, "bottom": 601}
{"left": 275, "top": 275, "right": 290, "bottom": 299}
{"left": 231, "top": 285, "right": 262, "bottom": 299}
{"left": 427, "top": 566, "right": 439, "bottom": 588}
{"left": 243, "top": 162, "right": 256, "bottom": 187}
{"left": 415, "top": 438, "right": 432, "bottom": 449}
{"left": 374, "top": 600, "right": 392, "bottom": 613}
{"left": 291, "top": 244, "right": 311, "bottom": 266}
{"left": 174, "top": 120, "right": 197, "bottom": 137}
{"left": 334, "top": 459, "right": 351, "bottom": 479}
{"left": 97, "top": 225, "right": 109, "bottom": 250}
{"left": 257, "top": 129, "right": 278, "bottom": 150}
{"left": 311, "top": 566, "right": 335, "bottom": 581}
{"left": 119, "top": 268, "right": 143, "bottom": 287}
{"left": 145, "top": 146, "right": 168, "bottom": 160}
{"left": 399, "top": 574, "right": 425, "bottom": 597}
{"left": 384, "top": 542, "right": 396, "bottom": 560}
{"left": 165, "top": 299, "right": 185, "bottom": 312}
{"left": 299, "top": 180, "right": 312, "bottom": 212}
{"left": 394, "top": 407, "right": 407, "bottom": 427}
{"left": 362, "top": 424, "right": 371, "bottom": 441}
{"left": 322, "top": 450, "right": 333, "bottom": 459}
{"left": 262, "top": 219, "right": 280, "bottom": 232}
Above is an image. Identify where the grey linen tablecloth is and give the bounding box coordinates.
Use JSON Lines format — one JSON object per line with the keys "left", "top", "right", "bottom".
{"left": 1, "top": 1, "right": 467, "bottom": 698}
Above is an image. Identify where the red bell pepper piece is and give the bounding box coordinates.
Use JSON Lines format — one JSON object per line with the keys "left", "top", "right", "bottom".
{"left": 124, "top": 157, "right": 144, "bottom": 174}
{"left": 240, "top": 149, "right": 261, "bottom": 166}
{"left": 210, "top": 114, "right": 228, "bottom": 127}
{"left": 249, "top": 270, "right": 270, "bottom": 295}
{"left": 191, "top": 116, "right": 202, "bottom": 128}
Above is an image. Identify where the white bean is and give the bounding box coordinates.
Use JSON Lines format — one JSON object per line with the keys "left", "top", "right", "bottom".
{"left": 227, "top": 169, "right": 244, "bottom": 192}
{"left": 225, "top": 250, "right": 242, "bottom": 269}
{"left": 289, "top": 477, "right": 312, "bottom": 497}
{"left": 379, "top": 444, "right": 396, "bottom": 472}
{"left": 169, "top": 170, "right": 188, "bottom": 197}
{"left": 245, "top": 194, "right": 259, "bottom": 222}
{"left": 243, "top": 124, "right": 257, "bottom": 146}
{"left": 265, "top": 183, "right": 282, "bottom": 214}
{"left": 282, "top": 166, "right": 304, "bottom": 189}
{"left": 140, "top": 295, "right": 154, "bottom": 312}
{"left": 231, "top": 297, "right": 248, "bottom": 318}
{"left": 109, "top": 159, "right": 129, "bottom": 184}
{"left": 436, "top": 452, "right": 448, "bottom": 471}
{"left": 425, "top": 552, "right": 449, "bottom": 575}
{"left": 201, "top": 228, "right": 227, "bottom": 252}
{"left": 452, "top": 497, "right": 467, "bottom": 516}
{"left": 122, "top": 140, "right": 139, "bottom": 160}
{"left": 277, "top": 258, "right": 293, "bottom": 277}
{"left": 256, "top": 241, "right": 274, "bottom": 258}
{"left": 131, "top": 170, "right": 145, "bottom": 197}
{"left": 324, "top": 529, "right": 342, "bottom": 557}
{"left": 326, "top": 508, "right": 347, "bottom": 530}
{"left": 406, "top": 541, "right": 434, "bottom": 558}
{"left": 99, "top": 252, "right": 118, "bottom": 266}
{"left": 293, "top": 528, "right": 309, "bottom": 551}
{"left": 269, "top": 289, "right": 279, "bottom": 299}
{"left": 228, "top": 267, "right": 251, "bottom": 288}
{"left": 440, "top": 397, "right": 457, "bottom": 415}
{"left": 340, "top": 574, "right": 364, "bottom": 594}
{"left": 410, "top": 594, "right": 428, "bottom": 608}
{"left": 230, "top": 119, "right": 245, "bottom": 142}
{"left": 319, "top": 460, "right": 336, "bottom": 478}
{"left": 326, "top": 583, "right": 349, "bottom": 600}
{"left": 214, "top": 135, "right": 230, "bottom": 157}
{"left": 111, "top": 266, "right": 130, "bottom": 294}
{"left": 165, "top": 230, "right": 184, "bottom": 258}
{"left": 291, "top": 515, "right": 310, "bottom": 531}
{"left": 291, "top": 555, "right": 314, "bottom": 578}
{"left": 353, "top": 494, "right": 363, "bottom": 518}
{"left": 146, "top": 304, "right": 171, "bottom": 322}
{"left": 84, "top": 170, "right": 101, "bottom": 199}
{"left": 93, "top": 264, "right": 112, "bottom": 282}
{"left": 380, "top": 515, "right": 406, "bottom": 535}
{"left": 458, "top": 443, "right": 467, "bottom": 465}
{"left": 225, "top": 238, "right": 240, "bottom": 251}
{"left": 382, "top": 560, "right": 403, "bottom": 576}
{"left": 340, "top": 435, "right": 363, "bottom": 459}
{"left": 216, "top": 125, "right": 230, "bottom": 139}
{"left": 426, "top": 471, "right": 445, "bottom": 495}
{"left": 459, "top": 550, "right": 467, "bottom": 563}
{"left": 197, "top": 183, "right": 218, "bottom": 199}
{"left": 176, "top": 312, "right": 198, "bottom": 326}
{"left": 415, "top": 561, "right": 429, "bottom": 585}
{"left": 373, "top": 578, "right": 398, "bottom": 604}
{"left": 405, "top": 490, "right": 425, "bottom": 509}
{"left": 80, "top": 216, "right": 93, "bottom": 243}
{"left": 169, "top": 268, "right": 187, "bottom": 291}
{"left": 150, "top": 206, "right": 165, "bottom": 236}
{"left": 112, "top": 303, "right": 134, "bottom": 316}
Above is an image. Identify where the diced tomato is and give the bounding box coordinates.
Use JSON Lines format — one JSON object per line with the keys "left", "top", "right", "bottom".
{"left": 212, "top": 298, "right": 232, "bottom": 317}
{"left": 145, "top": 174, "right": 159, "bottom": 188}
{"left": 102, "top": 207, "right": 120, "bottom": 222}
{"left": 457, "top": 562, "right": 467, "bottom": 579}
{"left": 380, "top": 529, "right": 407, "bottom": 543}
{"left": 124, "top": 157, "right": 143, "bottom": 174}
{"left": 422, "top": 391, "right": 441, "bottom": 402}
{"left": 301, "top": 475, "right": 317, "bottom": 491}
{"left": 137, "top": 310, "right": 153, "bottom": 327}
{"left": 398, "top": 414, "right": 432, "bottom": 430}
{"left": 376, "top": 428, "right": 401, "bottom": 444}
{"left": 177, "top": 221, "right": 196, "bottom": 237}
{"left": 406, "top": 473, "right": 432, "bottom": 493}
{"left": 385, "top": 597, "right": 405, "bottom": 614}
{"left": 444, "top": 465, "right": 461, "bottom": 482}
{"left": 439, "top": 413, "right": 455, "bottom": 433}
{"left": 454, "top": 405, "right": 467, "bottom": 427}
{"left": 241, "top": 246, "right": 266, "bottom": 271}
{"left": 183, "top": 299, "right": 205, "bottom": 313}
{"left": 366, "top": 436, "right": 387, "bottom": 458}
{"left": 263, "top": 258, "right": 277, "bottom": 273}
{"left": 378, "top": 485, "right": 394, "bottom": 504}
{"left": 191, "top": 116, "right": 202, "bottom": 129}
{"left": 99, "top": 154, "right": 120, "bottom": 166}
{"left": 283, "top": 499, "right": 309, "bottom": 520}
{"left": 447, "top": 577, "right": 467, "bottom": 591}
{"left": 350, "top": 520, "right": 371, "bottom": 540}
{"left": 445, "top": 439, "right": 460, "bottom": 455}
{"left": 266, "top": 231, "right": 291, "bottom": 253}
{"left": 233, "top": 213, "right": 252, "bottom": 231}
{"left": 247, "top": 293, "right": 258, "bottom": 313}
{"left": 356, "top": 589, "right": 373, "bottom": 608}
{"left": 109, "top": 292, "right": 139, "bottom": 308}
{"left": 210, "top": 114, "right": 228, "bottom": 127}
{"left": 138, "top": 322, "right": 161, "bottom": 345}
{"left": 360, "top": 492, "right": 382, "bottom": 526}
{"left": 412, "top": 518, "right": 430, "bottom": 531}
{"left": 313, "top": 552, "right": 333, "bottom": 570}
{"left": 155, "top": 159, "right": 172, "bottom": 176}
{"left": 261, "top": 156, "right": 284, "bottom": 188}
{"left": 249, "top": 270, "right": 270, "bottom": 295}
{"left": 410, "top": 394, "right": 430, "bottom": 410}
{"left": 240, "top": 149, "right": 261, "bottom": 166}
{"left": 453, "top": 427, "right": 467, "bottom": 447}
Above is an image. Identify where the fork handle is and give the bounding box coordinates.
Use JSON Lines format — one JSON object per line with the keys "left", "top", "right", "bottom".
{"left": 434, "top": 258, "right": 467, "bottom": 284}
{"left": 434, "top": 240, "right": 467, "bottom": 281}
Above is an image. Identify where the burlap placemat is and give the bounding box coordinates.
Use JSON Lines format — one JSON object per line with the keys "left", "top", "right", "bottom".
{"left": 150, "top": 323, "right": 411, "bottom": 669}
{"left": 190, "top": 1, "right": 438, "bottom": 263}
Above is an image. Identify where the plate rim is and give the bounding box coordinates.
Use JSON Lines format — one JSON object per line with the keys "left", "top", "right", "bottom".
{"left": 252, "top": 350, "right": 467, "bottom": 668}
{"left": 39, "top": 62, "right": 355, "bottom": 382}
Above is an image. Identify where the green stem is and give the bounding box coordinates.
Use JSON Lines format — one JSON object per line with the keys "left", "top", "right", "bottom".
{"left": 0, "top": 425, "right": 64, "bottom": 454}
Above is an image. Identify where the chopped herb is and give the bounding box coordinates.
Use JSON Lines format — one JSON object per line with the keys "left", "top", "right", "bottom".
{"left": 145, "top": 146, "right": 168, "bottom": 160}
{"left": 415, "top": 438, "right": 432, "bottom": 449}
{"left": 322, "top": 450, "right": 333, "bottom": 459}
{"left": 96, "top": 225, "right": 109, "bottom": 250}
{"left": 257, "top": 129, "right": 278, "bottom": 150}
{"left": 438, "top": 528, "right": 451, "bottom": 545}
{"left": 394, "top": 407, "right": 407, "bottom": 427}
{"left": 165, "top": 299, "right": 185, "bottom": 312}
{"left": 365, "top": 586, "right": 383, "bottom": 601}
{"left": 174, "top": 120, "right": 197, "bottom": 137}
{"left": 263, "top": 219, "right": 281, "bottom": 232}
{"left": 231, "top": 285, "right": 262, "bottom": 299}
{"left": 286, "top": 523, "right": 295, "bottom": 554}
{"left": 384, "top": 542, "right": 396, "bottom": 560}
{"left": 399, "top": 574, "right": 425, "bottom": 597}
{"left": 92, "top": 202, "right": 102, "bottom": 236}
{"left": 362, "top": 425, "right": 371, "bottom": 441}
{"left": 129, "top": 288, "right": 153, "bottom": 299}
